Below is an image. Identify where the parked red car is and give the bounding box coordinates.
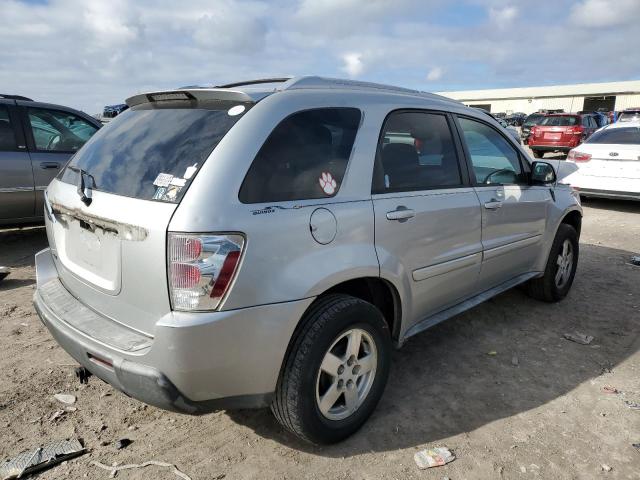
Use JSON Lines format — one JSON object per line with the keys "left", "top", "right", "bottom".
{"left": 528, "top": 113, "right": 599, "bottom": 158}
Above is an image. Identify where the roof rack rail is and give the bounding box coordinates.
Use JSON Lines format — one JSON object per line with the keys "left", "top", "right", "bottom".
{"left": 281, "top": 76, "right": 460, "bottom": 104}
{"left": 284, "top": 76, "right": 423, "bottom": 94}
{"left": 0, "top": 94, "right": 33, "bottom": 101}
{"left": 215, "top": 78, "right": 291, "bottom": 89}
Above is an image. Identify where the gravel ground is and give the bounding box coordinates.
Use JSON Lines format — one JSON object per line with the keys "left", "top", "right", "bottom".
{"left": 1, "top": 195, "right": 639, "bottom": 480}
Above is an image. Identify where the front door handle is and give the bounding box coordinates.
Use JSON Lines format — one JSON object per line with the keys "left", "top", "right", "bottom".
{"left": 40, "top": 162, "right": 59, "bottom": 169}
{"left": 386, "top": 207, "right": 415, "bottom": 221}
{"left": 484, "top": 200, "right": 503, "bottom": 210}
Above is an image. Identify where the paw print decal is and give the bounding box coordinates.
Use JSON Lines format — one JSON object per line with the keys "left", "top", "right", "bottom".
{"left": 319, "top": 172, "right": 337, "bottom": 195}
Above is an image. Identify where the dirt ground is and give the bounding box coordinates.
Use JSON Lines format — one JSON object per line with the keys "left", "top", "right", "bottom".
{"left": 1, "top": 196, "right": 639, "bottom": 480}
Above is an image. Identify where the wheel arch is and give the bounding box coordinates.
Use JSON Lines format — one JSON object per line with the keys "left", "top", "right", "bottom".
{"left": 282, "top": 276, "right": 403, "bottom": 372}
{"left": 560, "top": 208, "right": 582, "bottom": 237}
{"left": 322, "top": 277, "right": 402, "bottom": 343}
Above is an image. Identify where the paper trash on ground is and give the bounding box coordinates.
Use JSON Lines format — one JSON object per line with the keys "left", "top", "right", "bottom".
{"left": 414, "top": 447, "right": 456, "bottom": 469}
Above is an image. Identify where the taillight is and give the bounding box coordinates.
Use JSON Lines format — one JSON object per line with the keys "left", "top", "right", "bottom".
{"left": 168, "top": 233, "right": 244, "bottom": 311}
{"left": 531, "top": 126, "right": 539, "bottom": 137}
{"left": 567, "top": 150, "right": 591, "bottom": 162}
{"left": 414, "top": 138, "right": 423, "bottom": 153}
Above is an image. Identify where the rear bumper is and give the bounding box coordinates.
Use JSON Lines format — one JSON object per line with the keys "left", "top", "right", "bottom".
{"left": 528, "top": 144, "right": 574, "bottom": 152}
{"left": 33, "top": 248, "right": 314, "bottom": 414}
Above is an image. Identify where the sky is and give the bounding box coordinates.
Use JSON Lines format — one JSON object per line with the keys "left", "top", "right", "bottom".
{"left": 1, "top": 0, "right": 639, "bottom": 114}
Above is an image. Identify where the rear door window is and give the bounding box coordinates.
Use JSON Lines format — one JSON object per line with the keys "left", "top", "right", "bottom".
{"left": 59, "top": 101, "right": 252, "bottom": 203}
{"left": 28, "top": 108, "right": 98, "bottom": 152}
{"left": 373, "top": 111, "right": 462, "bottom": 193}
{"left": 0, "top": 106, "right": 17, "bottom": 151}
{"left": 239, "top": 108, "right": 361, "bottom": 203}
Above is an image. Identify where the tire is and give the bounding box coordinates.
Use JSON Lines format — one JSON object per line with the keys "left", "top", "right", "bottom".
{"left": 527, "top": 224, "right": 579, "bottom": 302}
{"left": 532, "top": 149, "right": 544, "bottom": 158}
{"left": 271, "top": 294, "right": 391, "bottom": 444}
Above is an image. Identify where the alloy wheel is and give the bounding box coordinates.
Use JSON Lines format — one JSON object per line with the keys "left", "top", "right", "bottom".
{"left": 555, "top": 239, "right": 574, "bottom": 288}
{"left": 315, "top": 328, "right": 377, "bottom": 421}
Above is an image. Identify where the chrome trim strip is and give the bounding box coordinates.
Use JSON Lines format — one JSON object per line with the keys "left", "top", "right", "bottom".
{"left": 0, "top": 186, "right": 34, "bottom": 193}
{"left": 412, "top": 252, "right": 482, "bottom": 282}
{"left": 483, "top": 234, "right": 542, "bottom": 261}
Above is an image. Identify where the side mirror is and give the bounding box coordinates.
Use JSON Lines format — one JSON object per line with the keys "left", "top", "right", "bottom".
{"left": 531, "top": 161, "right": 556, "bottom": 185}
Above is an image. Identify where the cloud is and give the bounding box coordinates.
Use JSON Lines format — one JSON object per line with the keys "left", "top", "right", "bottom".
{"left": 426, "top": 67, "right": 444, "bottom": 81}
{"left": 192, "top": 10, "right": 267, "bottom": 52}
{"left": 82, "top": 0, "right": 140, "bottom": 46}
{"left": 0, "top": 0, "right": 638, "bottom": 115}
{"left": 341, "top": 53, "right": 365, "bottom": 77}
{"left": 489, "top": 5, "right": 518, "bottom": 28}
{"left": 569, "top": 0, "right": 640, "bottom": 28}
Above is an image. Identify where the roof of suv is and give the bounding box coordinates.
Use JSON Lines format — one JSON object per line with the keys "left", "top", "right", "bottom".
{"left": 126, "top": 76, "right": 462, "bottom": 108}
{"left": 0, "top": 94, "right": 33, "bottom": 101}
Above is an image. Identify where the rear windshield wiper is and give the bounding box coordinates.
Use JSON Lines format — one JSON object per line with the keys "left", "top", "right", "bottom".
{"left": 67, "top": 166, "right": 96, "bottom": 206}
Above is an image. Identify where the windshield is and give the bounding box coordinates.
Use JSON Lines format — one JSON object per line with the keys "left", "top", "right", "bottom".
{"left": 539, "top": 116, "right": 578, "bottom": 127}
{"left": 587, "top": 126, "right": 640, "bottom": 145}
{"left": 618, "top": 111, "right": 640, "bottom": 123}
{"left": 59, "top": 100, "right": 252, "bottom": 203}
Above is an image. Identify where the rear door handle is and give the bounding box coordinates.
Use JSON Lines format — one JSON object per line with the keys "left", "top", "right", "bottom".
{"left": 484, "top": 200, "right": 503, "bottom": 210}
{"left": 40, "top": 162, "right": 59, "bottom": 169}
{"left": 386, "top": 208, "right": 415, "bottom": 221}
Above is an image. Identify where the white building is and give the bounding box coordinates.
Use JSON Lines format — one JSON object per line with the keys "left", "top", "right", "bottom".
{"left": 437, "top": 80, "right": 640, "bottom": 115}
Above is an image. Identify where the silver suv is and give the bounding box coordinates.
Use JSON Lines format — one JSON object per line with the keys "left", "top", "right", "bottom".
{"left": 33, "top": 77, "right": 582, "bottom": 444}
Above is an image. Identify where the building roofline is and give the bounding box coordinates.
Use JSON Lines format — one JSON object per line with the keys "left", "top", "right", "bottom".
{"left": 437, "top": 80, "right": 640, "bottom": 102}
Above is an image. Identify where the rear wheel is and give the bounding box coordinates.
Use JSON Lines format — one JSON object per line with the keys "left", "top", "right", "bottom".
{"left": 271, "top": 294, "right": 391, "bottom": 444}
{"left": 532, "top": 149, "right": 544, "bottom": 158}
{"left": 527, "top": 224, "right": 578, "bottom": 302}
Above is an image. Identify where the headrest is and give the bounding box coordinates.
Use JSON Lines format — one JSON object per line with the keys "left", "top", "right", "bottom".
{"left": 382, "top": 143, "right": 419, "bottom": 164}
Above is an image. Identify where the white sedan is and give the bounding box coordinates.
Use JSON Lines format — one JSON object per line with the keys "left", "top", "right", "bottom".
{"left": 564, "top": 122, "right": 640, "bottom": 201}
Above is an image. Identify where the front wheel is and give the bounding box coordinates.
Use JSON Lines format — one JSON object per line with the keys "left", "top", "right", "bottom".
{"left": 271, "top": 294, "right": 391, "bottom": 444}
{"left": 527, "top": 224, "right": 579, "bottom": 302}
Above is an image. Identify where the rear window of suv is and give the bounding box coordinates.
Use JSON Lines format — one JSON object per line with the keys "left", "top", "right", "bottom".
{"left": 618, "top": 111, "right": 640, "bottom": 123}
{"left": 59, "top": 100, "right": 252, "bottom": 203}
{"left": 539, "top": 116, "right": 579, "bottom": 127}
{"left": 239, "top": 108, "right": 362, "bottom": 203}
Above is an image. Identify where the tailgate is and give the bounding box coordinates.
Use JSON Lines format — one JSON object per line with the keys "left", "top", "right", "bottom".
{"left": 45, "top": 179, "right": 176, "bottom": 336}
{"left": 578, "top": 145, "right": 640, "bottom": 179}
{"left": 538, "top": 126, "right": 571, "bottom": 142}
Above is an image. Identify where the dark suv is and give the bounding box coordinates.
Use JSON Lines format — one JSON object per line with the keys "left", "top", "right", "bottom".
{"left": 0, "top": 95, "right": 101, "bottom": 225}
{"left": 521, "top": 113, "right": 547, "bottom": 144}
{"left": 528, "top": 113, "right": 599, "bottom": 158}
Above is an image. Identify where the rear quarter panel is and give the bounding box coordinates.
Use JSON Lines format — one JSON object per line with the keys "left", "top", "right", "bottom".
{"left": 169, "top": 90, "right": 387, "bottom": 310}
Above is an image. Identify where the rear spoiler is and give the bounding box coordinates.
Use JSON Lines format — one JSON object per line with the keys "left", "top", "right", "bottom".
{"left": 125, "top": 89, "right": 256, "bottom": 108}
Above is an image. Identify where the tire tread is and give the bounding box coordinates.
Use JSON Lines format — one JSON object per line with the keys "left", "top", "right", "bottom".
{"left": 271, "top": 294, "right": 370, "bottom": 443}
{"left": 527, "top": 223, "right": 578, "bottom": 302}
